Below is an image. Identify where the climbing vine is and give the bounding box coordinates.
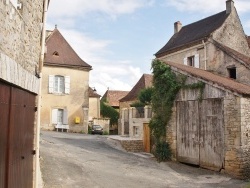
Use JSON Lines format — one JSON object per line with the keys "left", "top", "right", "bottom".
{"left": 149, "top": 59, "right": 205, "bottom": 161}
{"left": 100, "top": 100, "right": 119, "bottom": 125}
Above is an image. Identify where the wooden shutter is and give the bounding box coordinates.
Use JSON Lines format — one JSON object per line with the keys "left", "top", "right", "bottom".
{"left": 63, "top": 109, "right": 68, "bottom": 124}
{"left": 51, "top": 109, "right": 58, "bottom": 124}
{"left": 184, "top": 57, "right": 188, "bottom": 65}
{"left": 64, "top": 76, "right": 70, "bottom": 94}
{"left": 194, "top": 54, "right": 200, "bottom": 68}
{"left": 48, "top": 75, "right": 54, "bottom": 93}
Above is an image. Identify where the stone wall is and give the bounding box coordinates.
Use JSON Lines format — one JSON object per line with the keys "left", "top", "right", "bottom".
{"left": 0, "top": 0, "right": 43, "bottom": 93}
{"left": 207, "top": 43, "right": 250, "bottom": 86}
{"left": 120, "top": 140, "right": 143, "bottom": 152}
{"left": 213, "top": 6, "right": 250, "bottom": 56}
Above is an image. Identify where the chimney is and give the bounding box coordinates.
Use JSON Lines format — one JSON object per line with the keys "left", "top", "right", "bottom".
{"left": 174, "top": 21, "right": 182, "bottom": 34}
{"left": 226, "top": 0, "right": 234, "bottom": 14}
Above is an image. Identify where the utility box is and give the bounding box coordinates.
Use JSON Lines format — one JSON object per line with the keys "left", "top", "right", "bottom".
{"left": 75, "top": 117, "right": 80, "bottom": 124}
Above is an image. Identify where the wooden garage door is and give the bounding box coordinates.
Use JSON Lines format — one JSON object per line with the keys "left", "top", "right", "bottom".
{"left": 0, "top": 81, "right": 36, "bottom": 188}
{"left": 199, "top": 98, "right": 224, "bottom": 171}
{"left": 176, "top": 99, "right": 224, "bottom": 171}
{"left": 177, "top": 100, "right": 200, "bottom": 165}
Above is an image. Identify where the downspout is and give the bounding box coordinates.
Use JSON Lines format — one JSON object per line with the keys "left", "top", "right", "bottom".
{"left": 202, "top": 39, "right": 207, "bottom": 70}
{"left": 35, "top": 0, "right": 48, "bottom": 187}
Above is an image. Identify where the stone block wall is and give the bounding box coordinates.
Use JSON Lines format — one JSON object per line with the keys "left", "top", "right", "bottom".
{"left": 0, "top": 0, "right": 43, "bottom": 93}
{"left": 223, "top": 95, "right": 250, "bottom": 179}
{"left": 120, "top": 140, "right": 143, "bottom": 152}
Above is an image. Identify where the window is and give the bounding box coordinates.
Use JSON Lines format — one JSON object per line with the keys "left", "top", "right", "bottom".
{"left": 228, "top": 67, "right": 236, "bottom": 79}
{"left": 49, "top": 75, "right": 70, "bottom": 94}
{"left": 184, "top": 54, "right": 199, "bottom": 68}
{"left": 133, "top": 126, "right": 139, "bottom": 136}
{"left": 54, "top": 76, "right": 65, "bottom": 93}
{"left": 52, "top": 108, "right": 68, "bottom": 125}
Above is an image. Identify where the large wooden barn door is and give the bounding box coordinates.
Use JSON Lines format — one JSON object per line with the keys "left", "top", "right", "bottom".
{"left": 0, "top": 81, "right": 36, "bottom": 188}
{"left": 176, "top": 100, "right": 200, "bottom": 165}
{"left": 199, "top": 99, "right": 224, "bottom": 171}
{"left": 176, "top": 99, "right": 224, "bottom": 170}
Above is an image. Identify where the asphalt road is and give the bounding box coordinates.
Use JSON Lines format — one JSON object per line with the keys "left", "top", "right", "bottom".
{"left": 40, "top": 131, "right": 249, "bottom": 188}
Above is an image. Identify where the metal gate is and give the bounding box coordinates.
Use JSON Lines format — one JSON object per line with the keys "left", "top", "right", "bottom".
{"left": 0, "top": 81, "right": 36, "bottom": 188}
{"left": 176, "top": 98, "right": 224, "bottom": 171}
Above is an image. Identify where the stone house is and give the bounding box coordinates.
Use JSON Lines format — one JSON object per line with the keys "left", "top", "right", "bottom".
{"left": 101, "top": 90, "right": 129, "bottom": 134}
{"left": 154, "top": 0, "right": 250, "bottom": 178}
{"left": 155, "top": 0, "right": 250, "bottom": 86}
{"left": 88, "top": 87, "right": 101, "bottom": 122}
{"left": 119, "top": 74, "right": 153, "bottom": 110}
{"left": 118, "top": 74, "right": 153, "bottom": 136}
{"left": 40, "top": 28, "right": 92, "bottom": 133}
{"left": 164, "top": 61, "right": 250, "bottom": 179}
{"left": 0, "top": 0, "right": 46, "bottom": 187}
{"left": 102, "top": 89, "right": 129, "bottom": 111}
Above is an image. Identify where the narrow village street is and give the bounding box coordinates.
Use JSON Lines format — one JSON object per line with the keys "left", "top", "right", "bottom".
{"left": 40, "top": 131, "right": 249, "bottom": 188}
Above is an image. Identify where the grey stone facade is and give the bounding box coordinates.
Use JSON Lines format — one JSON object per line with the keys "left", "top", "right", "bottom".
{"left": 0, "top": 0, "right": 43, "bottom": 93}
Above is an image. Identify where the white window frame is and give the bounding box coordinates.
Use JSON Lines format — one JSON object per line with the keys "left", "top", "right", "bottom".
{"left": 52, "top": 108, "right": 68, "bottom": 125}
{"left": 184, "top": 54, "right": 199, "bottom": 68}
{"left": 48, "top": 75, "right": 70, "bottom": 94}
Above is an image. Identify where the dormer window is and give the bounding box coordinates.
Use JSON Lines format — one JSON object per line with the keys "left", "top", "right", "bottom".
{"left": 53, "top": 51, "right": 59, "bottom": 56}
{"left": 227, "top": 66, "right": 236, "bottom": 79}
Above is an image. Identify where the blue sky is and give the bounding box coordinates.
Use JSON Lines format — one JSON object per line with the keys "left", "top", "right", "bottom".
{"left": 46, "top": 0, "right": 250, "bottom": 96}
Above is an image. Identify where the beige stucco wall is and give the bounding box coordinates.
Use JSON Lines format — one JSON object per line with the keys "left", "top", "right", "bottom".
{"left": 89, "top": 97, "right": 100, "bottom": 121}
{"left": 41, "top": 66, "right": 90, "bottom": 133}
{"left": 0, "top": 0, "right": 43, "bottom": 93}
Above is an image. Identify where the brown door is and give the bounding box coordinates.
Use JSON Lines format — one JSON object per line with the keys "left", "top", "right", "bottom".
{"left": 143, "top": 123, "right": 150, "bottom": 153}
{"left": 176, "top": 100, "right": 200, "bottom": 165}
{"left": 0, "top": 81, "right": 36, "bottom": 188}
{"left": 176, "top": 99, "right": 224, "bottom": 171}
{"left": 199, "top": 98, "right": 224, "bottom": 171}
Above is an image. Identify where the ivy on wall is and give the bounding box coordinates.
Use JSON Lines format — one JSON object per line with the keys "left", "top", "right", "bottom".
{"left": 100, "top": 100, "right": 119, "bottom": 125}
{"left": 150, "top": 59, "right": 205, "bottom": 161}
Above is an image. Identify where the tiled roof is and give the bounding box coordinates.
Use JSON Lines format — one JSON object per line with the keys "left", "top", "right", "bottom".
{"left": 213, "top": 40, "right": 250, "bottom": 68}
{"left": 247, "top": 36, "right": 250, "bottom": 48}
{"left": 89, "top": 87, "right": 101, "bottom": 98}
{"left": 120, "top": 74, "right": 153, "bottom": 102}
{"left": 102, "top": 90, "right": 129, "bottom": 107}
{"left": 155, "top": 11, "right": 229, "bottom": 57}
{"left": 165, "top": 61, "right": 250, "bottom": 96}
{"left": 44, "top": 29, "right": 92, "bottom": 69}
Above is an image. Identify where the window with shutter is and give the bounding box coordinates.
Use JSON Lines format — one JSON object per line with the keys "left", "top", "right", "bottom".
{"left": 184, "top": 57, "right": 188, "bottom": 65}
{"left": 54, "top": 75, "right": 65, "bottom": 93}
{"left": 64, "top": 76, "right": 70, "bottom": 94}
{"left": 51, "top": 109, "right": 58, "bottom": 124}
{"left": 194, "top": 54, "right": 200, "bottom": 68}
{"left": 63, "top": 109, "right": 68, "bottom": 124}
{"left": 48, "top": 75, "right": 54, "bottom": 93}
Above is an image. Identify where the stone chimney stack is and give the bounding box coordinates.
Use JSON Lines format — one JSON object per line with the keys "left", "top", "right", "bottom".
{"left": 226, "top": 0, "right": 234, "bottom": 14}
{"left": 174, "top": 21, "right": 182, "bottom": 34}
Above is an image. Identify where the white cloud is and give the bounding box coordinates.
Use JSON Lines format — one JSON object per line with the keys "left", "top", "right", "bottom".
{"left": 48, "top": 0, "right": 154, "bottom": 20}
{"left": 165, "top": 0, "right": 250, "bottom": 14}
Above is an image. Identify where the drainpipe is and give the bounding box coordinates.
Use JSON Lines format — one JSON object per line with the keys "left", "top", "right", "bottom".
{"left": 202, "top": 40, "right": 207, "bottom": 70}
{"left": 35, "top": 0, "right": 48, "bottom": 187}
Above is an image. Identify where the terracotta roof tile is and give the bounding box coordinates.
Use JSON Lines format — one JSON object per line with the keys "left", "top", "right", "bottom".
{"left": 165, "top": 61, "right": 250, "bottom": 96}
{"left": 89, "top": 87, "right": 101, "bottom": 98}
{"left": 155, "top": 11, "right": 228, "bottom": 57}
{"left": 247, "top": 36, "right": 250, "bottom": 48}
{"left": 120, "top": 74, "right": 153, "bottom": 102}
{"left": 44, "top": 29, "right": 92, "bottom": 69}
{"left": 102, "top": 90, "right": 129, "bottom": 107}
